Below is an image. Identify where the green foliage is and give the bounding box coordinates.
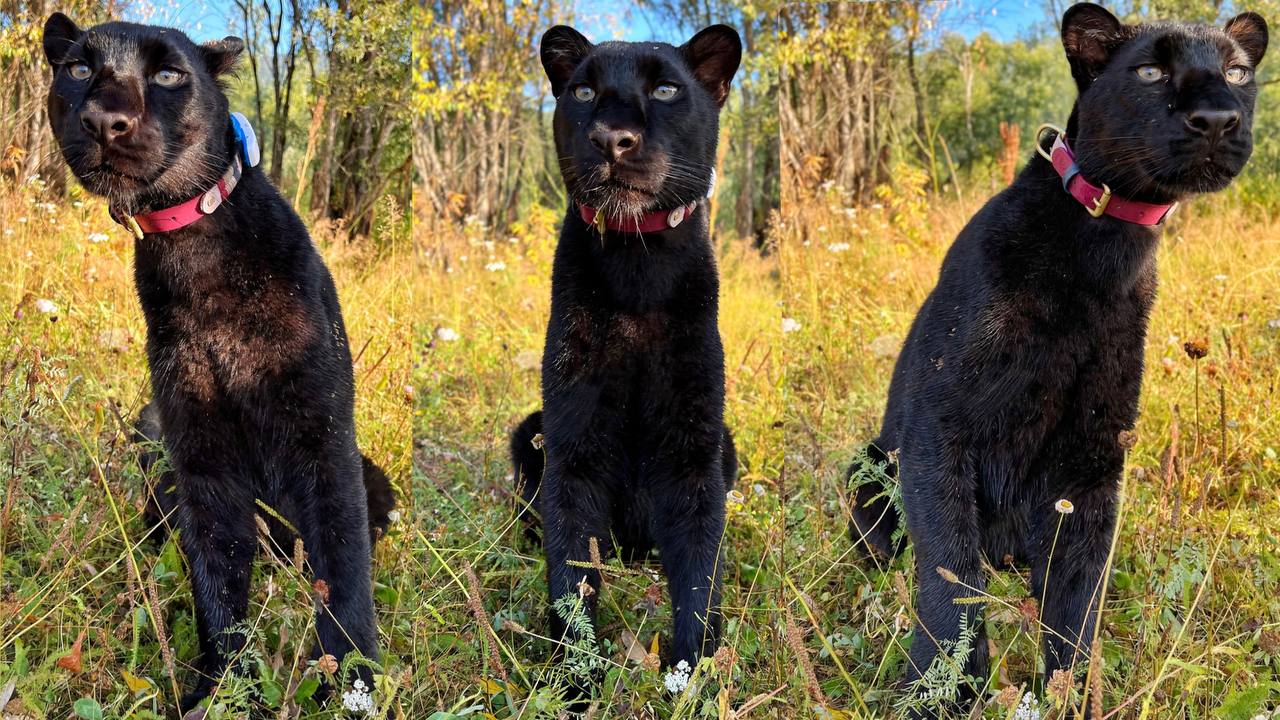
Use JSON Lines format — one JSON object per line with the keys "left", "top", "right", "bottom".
{"left": 550, "top": 593, "right": 605, "bottom": 678}
{"left": 922, "top": 33, "right": 1074, "bottom": 174}
{"left": 894, "top": 613, "right": 979, "bottom": 716}
{"left": 845, "top": 443, "right": 905, "bottom": 549}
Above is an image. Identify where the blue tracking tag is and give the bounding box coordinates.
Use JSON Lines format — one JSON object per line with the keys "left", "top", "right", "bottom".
{"left": 230, "top": 112, "right": 261, "bottom": 168}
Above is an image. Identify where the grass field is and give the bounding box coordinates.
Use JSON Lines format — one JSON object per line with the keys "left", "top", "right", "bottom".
{"left": 4, "top": 167, "right": 1279, "bottom": 720}
{"left": 0, "top": 179, "right": 412, "bottom": 720}
{"left": 781, "top": 177, "right": 1280, "bottom": 718}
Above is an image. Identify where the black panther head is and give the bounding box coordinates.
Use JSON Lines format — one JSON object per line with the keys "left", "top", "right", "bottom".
{"left": 540, "top": 24, "right": 741, "bottom": 225}
{"left": 1061, "top": 3, "right": 1268, "bottom": 202}
{"left": 42, "top": 13, "right": 243, "bottom": 213}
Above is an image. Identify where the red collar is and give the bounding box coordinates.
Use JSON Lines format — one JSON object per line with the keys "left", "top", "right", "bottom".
{"left": 578, "top": 201, "right": 699, "bottom": 234}
{"left": 1039, "top": 125, "right": 1176, "bottom": 226}
{"left": 110, "top": 155, "right": 243, "bottom": 239}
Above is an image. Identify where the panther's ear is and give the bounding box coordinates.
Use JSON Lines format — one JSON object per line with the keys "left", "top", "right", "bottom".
{"left": 200, "top": 36, "right": 244, "bottom": 78}
{"left": 540, "top": 26, "right": 593, "bottom": 98}
{"left": 43, "top": 13, "right": 83, "bottom": 68}
{"left": 1225, "top": 12, "right": 1268, "bottom": 66}
{"left": 1061, "top": 3, "right": 1126, "bottom": 89}
{"left": 680, "top": 25, "right": 741, "bottom": 107}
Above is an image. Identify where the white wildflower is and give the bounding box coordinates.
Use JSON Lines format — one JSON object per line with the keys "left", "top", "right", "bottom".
{"left": 726, "top": 489, "right": 745, "bottom": 505}
{"left": 435, "top": 327, "right": 459, "bottom": 342}
{"left": 386, "top": 509, "right": 401, "bottom": 524}
{"left": 1054, "top": 499, "right": 1075, "bottom": 515}
{"left": 341, "top": 678, "right": 375, "bottom": 716}
{"left": 752, "top": 483, "right": 765, "bottom": 497}
{"left": 1014, "top": 692, "right": 1041, "bottom": 720}
{"left": 87, "top": 232, "right": 110, "bottom": 243}
{"left": 781, "top": 317, "right": 802, "bottom": 334}
{"left": 1214, "top": 274, "right": 1228, "bottom": 282}
{"left": 35, "top": 299, "right": 58, "bottom": 314}
{"left": 73, "top": 201, "right": 84, "bottom": 208}
{"left": 485, "top": 261, "right": 506, "bottom": 272}
{"left": 663, "top": 659, "right": 691, "bottom": 694}
{"left": 827, "top": 242, "right": 850, "bottom": 252}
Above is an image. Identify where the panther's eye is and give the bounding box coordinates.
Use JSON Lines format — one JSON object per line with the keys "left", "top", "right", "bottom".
{"left": 152, "top": 68, "right": 185, "bottom": 87}
{"left": 68, "top": 63, "right": 92, "bottom": 81}
{"left": 1136, "top": 65, "right": 1165, "bottom": 83}
{"left": 572, "top": 85, "right": 595, "bottom": 102}
{"left": 1225, "top": 65, "right": 1252, "bottom": 85}
{"left": 651, "top": 83, "right": 679, "bottom": 102}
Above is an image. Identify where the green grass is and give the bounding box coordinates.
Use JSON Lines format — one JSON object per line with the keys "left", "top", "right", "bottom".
{"left": 0, "top": 179, "right": 412, "bottom": 719}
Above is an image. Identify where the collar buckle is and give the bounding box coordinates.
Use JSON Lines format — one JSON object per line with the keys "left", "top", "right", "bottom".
{"left": 1088, "top": 184, "right": 1113, "bottom": 218}
{"left": 1035, "top": 123, "right": 1064, "bottom": 163}
{"left": 123, "top": 214, "right": 144, "bottom": 240}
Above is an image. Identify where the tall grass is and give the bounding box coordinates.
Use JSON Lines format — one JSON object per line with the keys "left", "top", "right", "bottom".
{"left": 4, "top": 165, "right": 1278, "bottom": 719}
{"left": 0, "top": 178, "right": 412, "bottom": 719}
{"left": 781, "top": 176, "right": 1280, "bottom": 718}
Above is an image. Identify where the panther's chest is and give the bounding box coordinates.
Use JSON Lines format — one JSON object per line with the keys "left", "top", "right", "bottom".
{"left": 143, "top": 265, "right": 316, "bottom": 404}
{"left": 554, "top": 307, "right": 671, "bottom": 375}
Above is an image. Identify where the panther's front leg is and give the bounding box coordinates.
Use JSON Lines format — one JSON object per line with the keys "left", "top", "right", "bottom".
{"left": 540, "top": 383, "right": 627, "bottom": 669}
{"left": 899, "top": 416, "right": 989, "bottom": 718}
{"left": 165, "top": 424, "right": 258, "bottom": 711}
{"left": 648, "top": 457, "right": 727, "bottom": 666}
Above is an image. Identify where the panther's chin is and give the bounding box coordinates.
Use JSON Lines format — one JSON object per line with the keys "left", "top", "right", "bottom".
{"left": 77, "top": 164, "right": 149, "bottom": 198}
{"left": 577, "top": 183, "right": 659, "bottom": 216}
{"left": 65, "top": 147, "right": 167, "bottom": 201}
{"left": 1156, "top": 159, "right": 1244, "bottom": 196}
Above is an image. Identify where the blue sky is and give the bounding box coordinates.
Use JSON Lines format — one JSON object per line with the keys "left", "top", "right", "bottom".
{"left": 145, "top": 0, "right": 1050, "bottom": 45}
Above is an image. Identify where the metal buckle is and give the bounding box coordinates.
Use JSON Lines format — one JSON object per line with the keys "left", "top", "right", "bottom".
{"left": 122, "top": 214, "right": 144, "bottom": 240}
{"left": 1035, "top": 123, "right": 1064, "bottom": 162}
{"left": 1088, "top": 184, "right": 1113, "bottom": 218}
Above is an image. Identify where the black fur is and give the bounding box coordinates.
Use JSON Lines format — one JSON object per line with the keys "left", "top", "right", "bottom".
{"left": 846, "top": 5, "right": 1265, "bottom": 714}
{"left": 513, "top": 412, "right": 737, "bottom": 551}
{"left": 43, "top": 14, "right": 393, "bottom": 710}
{"left": 510, "top": 24, "right": 742, "bottom": 680}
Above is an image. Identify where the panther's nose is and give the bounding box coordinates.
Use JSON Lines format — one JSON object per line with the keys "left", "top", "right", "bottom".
{"left": 589, "top": 127, "right": 642, "bottom": 162}
{"left": 1184, "top": 108, "right": 1241, "bottom": 140}
{"left": 80, "top": 110, "right": 138, "bottom": 146}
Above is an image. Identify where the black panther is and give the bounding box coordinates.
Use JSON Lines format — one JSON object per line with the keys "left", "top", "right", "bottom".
{"left": 845, "top": 4, "right": 1265, "bottom": 714}
{"left": 509, "top": 24, "right": 741, "bottom": 684}
{"left": 42, "top": 13, "right": 394, "bottom": 711}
